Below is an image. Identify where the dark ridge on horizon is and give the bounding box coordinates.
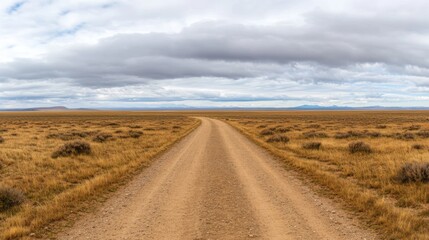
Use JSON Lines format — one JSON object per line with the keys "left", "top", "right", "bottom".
{"left": 0, "top": 106, "right": 94, "bottom": 112}
{"left": 2, "top": 105, "right": 429, "bottom": 112}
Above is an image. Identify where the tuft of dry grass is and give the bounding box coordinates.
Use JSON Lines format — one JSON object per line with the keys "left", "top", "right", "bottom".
{"left": 0, "top": 111, "right": 199, "bottom": 239}
{"left": 0, "top": 187, "right": 25, "bottom": 212}
{"left": 406, "top": 125, "right": 421, "bottom": 131}
{"left": 412, "top": 144, "right": 426, "bottom": 150}
{"left": 348, "top": 141, "right": 372, "bottom": 154}
{"left": 92, "top": 133, "right": 113, "bottom": 143}
{"left": 260, "top": 129, "right": 274, "bottom": 136}
{"left": 266, "top": 134, "right": 289, "bottom": 143}
{"left": 303, "top": 131, "right": 328, "bottom": 138}
{"left": 395, "top": 162, "right": 429, "bottom": 183}
{"left": 275, "top": 127, "right": 290, "bottom": 133}
{"left": 416, "top": 130, "right": 429, "bottom": 138}
{"left": 0, "top": 136, "right": 4, "bottom": 143}
{"left": 302, "top": 141, "right": 321, "bottom": 150}
{"left": 335, "top": 131, "right": 365, "bottom": 139}
{"left": 128, "top": 130, "right": 143, "bottom": 138}
{"left": 51, "top": 141, "right": 91, "bottom": 158}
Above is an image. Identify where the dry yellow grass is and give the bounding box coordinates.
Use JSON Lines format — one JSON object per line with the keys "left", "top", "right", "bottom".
{"left": 200, "top": 111, "right": 429, "bottom": 239}
{"left": 0, "top": 111, "right": 199, "bottom": 239}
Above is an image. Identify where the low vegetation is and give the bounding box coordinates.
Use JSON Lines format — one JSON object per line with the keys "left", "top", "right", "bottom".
{"left": 51, "top": 141, "right": 92, "bottom": 158}
{"left": 259, "top": 129, "right": 274, "bottom": 136}
{"left": 302, "top": 141, "right": 321, "bottom": 150}
{"left": 0, "top": 111, "right": 199, "bottom": 239}
{"left": 211, "top": 111, "right": 429, "bottom": 239}
{"left": 395, "top": 162, "right": 429, "bottom": 183}
{"left": 266, "top": 134, "right": 289, "bottom": 143}
{"left": 412, "top": 144, "right": 426, "bottom": 150}
{"left": 0, "top": 187, "right": 25, "bottom": 212}
{"left": 348, "top": 141, "right": 372, "bottom": 154}
{"left": 128, "top": 130, "right": 143, "bottom": 138}
{"left": 92, "top": 133, "right": 113, "bottom": 143}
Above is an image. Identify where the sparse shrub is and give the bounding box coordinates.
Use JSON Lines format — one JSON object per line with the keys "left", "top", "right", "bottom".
{"left": 406, "top": 125, "right": 421, "bottom": 131}
{"left": 266, "top": 134, "right": 289, "bottom": 143}
{"left": 348, "top": 141, "right": 372, "bottom": 154}
{"left": 412, "top": 144, "right": 425, "bottom": 150}
{"left": 128, "top": 125, "right": 141, "bottom": 129}
{"left": 276, "top": 127, "right": 290, "bottom": 133}
{"left": 303, "top": 142, "right": 321, "bottom": 150}
{"left": 0, "top": 187, "right": 25, "bottom": 212}
{"left": 0, "top": 136, "right": 4, "bottom": 143}
{"left": 366, "top": 132, "right": 382, "bottom": 138}
{"left": 395, "top": 162, "right": 429, "bottom": 183}
{"left": 390, "top": 132, "right": 415, "bottom": 140}
{"left": 335, "top": 131, "right": 364, "bottom": 139}
{"left": 303, "top": 131, "right": 328, "bottom": 138}
{"left": 335, "top": 132, "right": 350, "bottom": 139}
{"left": 416, "top": 130, "right": 429, "bottom": 138}
{"left": 375, "top": 124, "right": 387, "bottom": 129}
{"left": 93, "top": 133, "right": 113, "bottom": 143}
{"left": 257, "top": 124, "right": 267, "bottom": 128}
{"left": 172, "top": 126, "right": 181, "bottom": 129}
{"left": 400, "top": 133, "right": 415, "bottom": 140}
{"left": 129, "top": 130, "right": 143, "bottom": 138}
{"left": 52, "top": 141, "right": 91, "bottom": 158}
{"left": 47, "top": 131, "right": 90, "bottom": 141}
{"left": 260, "top": 129, "right": 274, "bottom": 136}
{"left": 308, "top": 124, "right": 321, "bottom": 128}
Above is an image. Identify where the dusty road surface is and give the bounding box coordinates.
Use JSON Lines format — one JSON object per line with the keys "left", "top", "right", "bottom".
{"left": 59, "top": 118, "right": 377, "bottom": 240}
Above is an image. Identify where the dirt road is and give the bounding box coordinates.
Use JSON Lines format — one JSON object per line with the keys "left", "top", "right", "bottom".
{"left": 58, "top": 118, "right": 376, "bottom": 240}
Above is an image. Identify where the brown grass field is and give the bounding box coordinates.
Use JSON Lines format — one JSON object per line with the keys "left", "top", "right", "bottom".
{"left": 201, "top": 111, "right": 429, "bottom": 239}
{"left": 1, "top": 110, "right": 429, "bottom": 239}
{"left": 0, "top": 111, "right": 199, "bottom": 239}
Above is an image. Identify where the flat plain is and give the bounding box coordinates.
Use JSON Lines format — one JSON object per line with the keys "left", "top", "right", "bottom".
{"left": 0, "top": 111, "right": 428, "bottom": 240}
{"left": 0, "top": 111, "right": 198, "bottom": 239}
{"left": 207, "top": 111, "right": 429, "bottom": 239}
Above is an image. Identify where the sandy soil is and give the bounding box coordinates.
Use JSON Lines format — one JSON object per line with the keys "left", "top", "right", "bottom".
{"left": 58, "top": 118, "right": 377, "bottom": 240}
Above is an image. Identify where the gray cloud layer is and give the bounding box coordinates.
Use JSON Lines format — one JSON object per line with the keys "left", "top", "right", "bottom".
{"left": 1, "top": 0, "right": 429, "bottom": 107}
{"left": 3, "top": 15, "right": 429, "bottom": 87}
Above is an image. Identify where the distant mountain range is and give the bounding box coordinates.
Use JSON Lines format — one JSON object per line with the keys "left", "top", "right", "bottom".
{"left": 287, "top": 105, "right": 429, "bottom": 110}
{"left": 1, "top": 105, "right": 429, "bottom": 111}
{"left": 0, "top": 106, "right": 92, "bottom": 111}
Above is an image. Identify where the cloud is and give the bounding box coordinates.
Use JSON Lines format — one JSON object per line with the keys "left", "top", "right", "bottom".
{"left": 1, "top": 0, "right": 429, "bottom": 107}
{"left": 3, "top": 18, "right": 429, "bottom": 87}
{"left": 7, "top": 1, "right": 26, "bottom": 14}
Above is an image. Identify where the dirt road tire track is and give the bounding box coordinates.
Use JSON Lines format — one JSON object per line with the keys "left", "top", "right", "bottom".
{"left": 58, "top": 117, "right": 377, "bottom": 240}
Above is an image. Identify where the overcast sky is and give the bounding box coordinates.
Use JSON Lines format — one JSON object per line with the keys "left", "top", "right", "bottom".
{"left": 1, "top": 0, "right": 429, "bottom": 108}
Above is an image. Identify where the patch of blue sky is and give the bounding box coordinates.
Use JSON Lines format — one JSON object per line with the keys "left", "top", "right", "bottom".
{"left": 7, "top": 1, "right": 26, "bottom": 14}
{"left": 54, "top": 23, "right": 85, "bottom": 38}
